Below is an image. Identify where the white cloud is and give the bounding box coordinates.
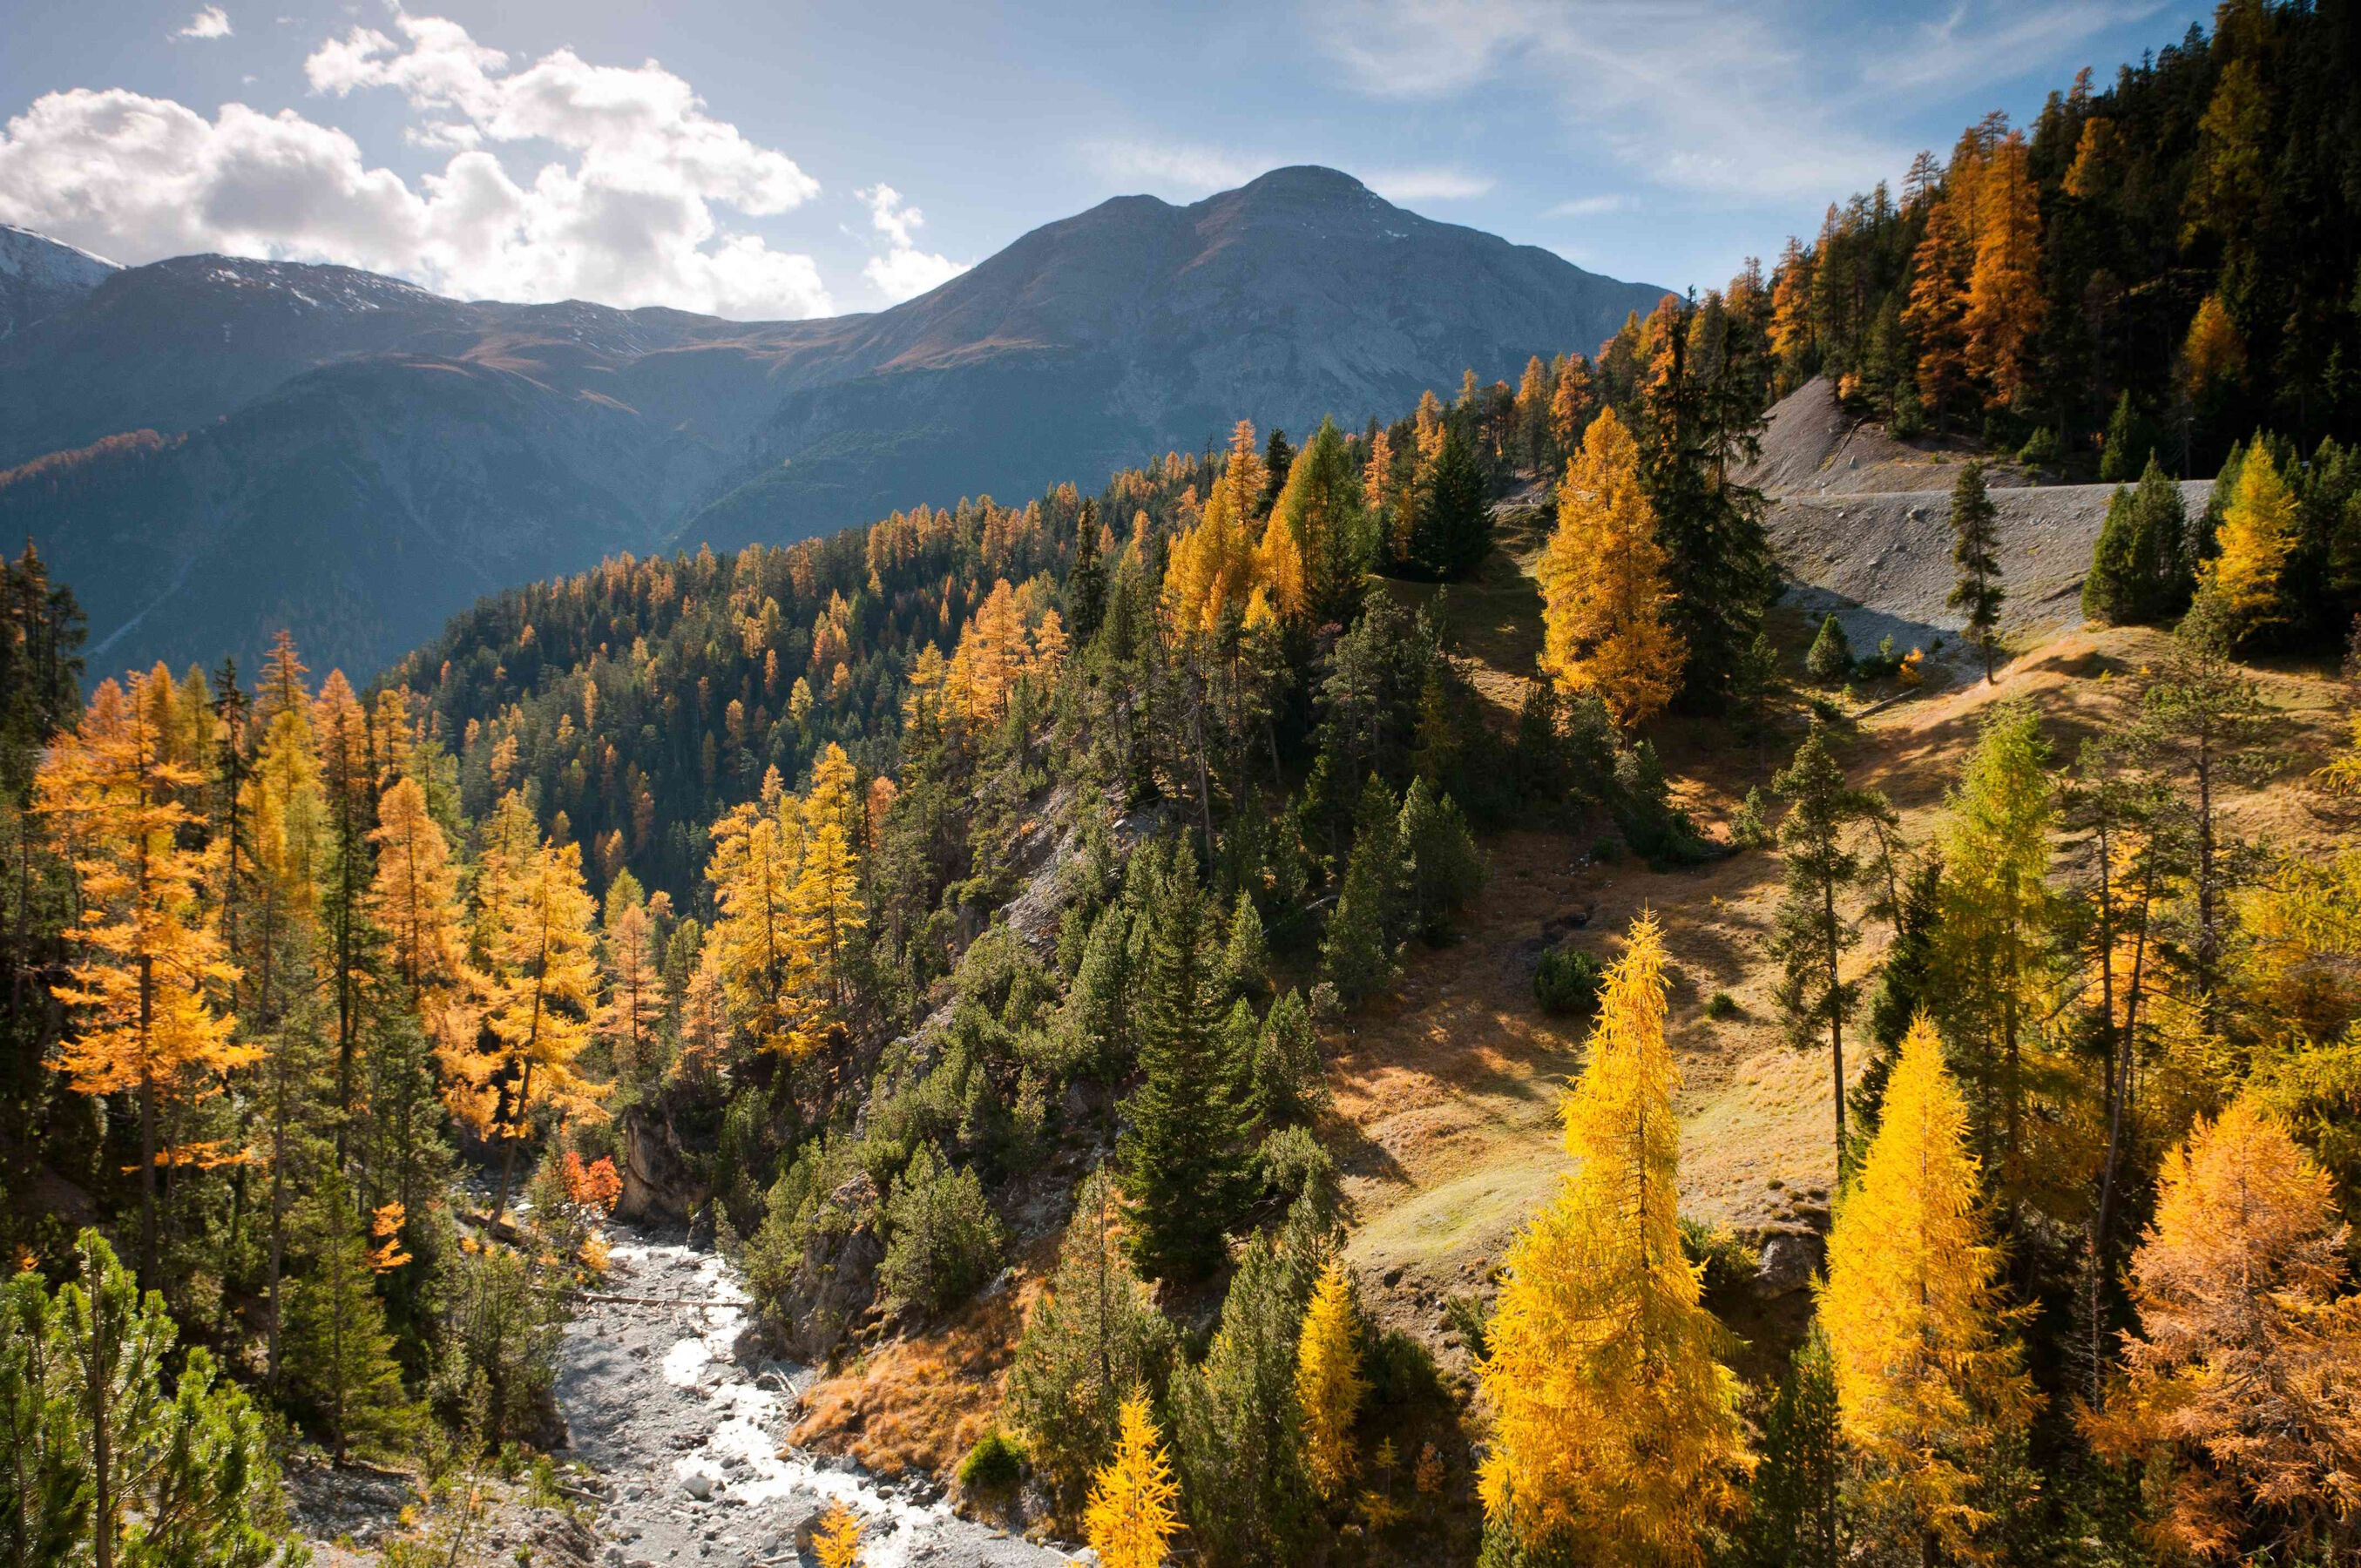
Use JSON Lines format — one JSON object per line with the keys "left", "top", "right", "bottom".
{"left": 1314, "top": 0, "right": 1901, "bottom": 202}
{"left": 1083, "top": 138, "right": 1270, "bottom": 195}
{"left": 1365, "top": 166, "right": 1494, "bottom": 201}
{"left": 0, "top": 10, "right": 835, "bottom": 319}
{"left": 854, "top": 184, "right": 965, "bottom": 303}
{"left": 1545, "top": 193, "right": 1633, "bottom": 218}
{"left": 178, "top": 6, "right": 233, "bottom": 39}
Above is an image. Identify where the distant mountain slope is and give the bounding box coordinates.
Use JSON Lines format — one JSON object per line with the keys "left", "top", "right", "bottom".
{"left": 0, "top": 226, "right": 116, "bottom": 340}
{"left": 0, "top": 166, "right": 1667, "bottom": 675}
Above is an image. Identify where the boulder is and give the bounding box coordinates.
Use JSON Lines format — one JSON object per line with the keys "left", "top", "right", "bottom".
{"left": 1751, "top": 1228, "right": 1826, "bottom": 1299}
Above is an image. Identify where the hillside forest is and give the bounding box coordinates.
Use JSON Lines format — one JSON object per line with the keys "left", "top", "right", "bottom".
{"left": 6, "top": 3, "right": 2361, "bottom": 1566}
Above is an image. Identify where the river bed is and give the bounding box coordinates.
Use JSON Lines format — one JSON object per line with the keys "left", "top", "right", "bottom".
{"left": 556, "top": 1228, "right": 1071, "bottom": 1568}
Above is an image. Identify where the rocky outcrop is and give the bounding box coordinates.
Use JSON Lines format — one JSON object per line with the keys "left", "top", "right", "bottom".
{"left": 616, "top": 1107, "right": 708, "bottom": 1225}
{"left": 766, "top": 1172, "right": 887, "bottom": 1364}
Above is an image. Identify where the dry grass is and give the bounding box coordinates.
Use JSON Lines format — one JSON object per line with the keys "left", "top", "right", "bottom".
{"left": 788, "top": 1265, "right": 1045, "bottom": 1478}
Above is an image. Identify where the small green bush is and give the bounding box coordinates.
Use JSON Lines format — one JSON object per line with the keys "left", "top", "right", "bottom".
{"left": 880, "top": 1143, "right": 1005, "bottom": 1314}
{"left": 1442, "top": 1292, "right": 1491, "bottom": 1361}
{"left": 1804, "top": 613, "right": 1853, "bottom": 685}
{"left": 1728, "top": 788, "right": 1771, "bottom": 851}
{"left": 1705, "top": 990, "right": 1742, "bottom": 1020}
{"left": 1678, "top": 1217, "right": 1761, "bottom": 1294}
{"left": 957, "top": 1429, "right": 1025, "bottom": 1493}
{"left": 1535, "top": 947, "right": 1607, "bottom": 1017}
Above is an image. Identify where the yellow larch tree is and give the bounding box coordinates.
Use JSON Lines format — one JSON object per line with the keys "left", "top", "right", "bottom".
{"left": 1820, "top": 1015, "right": 2036, "bottom": 1564}
{"left": 1086, "top": 1392, "right": 1181, "bottom": 1568}
{"left": 37, "top": 671, "right": 251, "bottom": 1285}
{"left": 1161, "top": 469, "right": 1259, "bottom": 635}
{"left": 2209, "top": 444, "right": 2297, "bottom": 640}
{"left": 1548, "top": 355, "right": 1597, "bottom": 456}
{"left": 1477, "top": 912, "right": 1748, "bottom": 1565}
{"left": 705, "top": 776, "right": 802, "bottom": 1054}
{"left": 2092, "top": 1100, "right": 2361, "bottom": 1558}
{"left": 792, "top": 745, "right": 866, "bottom": 1025}
{"left": 448, "top": 833, "right": 606, "bottom": 1227}
{"left": 1362, "top": 426, "right": 1396, "bottom": 517}
{"left": 1963, "top": 129, "right": 2043, "bottom": 407}
{"left": 813, "top": 1499, "right": 865, "bottom": 1568}
{"left": 244, "top": 633, "right": 326, "bottom": 1023}
{"left": 1295, "top": 1259, "right": 1367, "bottom": 1502}
{"left": 676, "top": 947, "right": 733, "bottom": 1078}
{"left": 944, "top": 578, "right": 1051, "bottom": 724}
{"left": 368, "top": 775, "right": 467, "bottom": 1010}
{"left": 599, "top": 875, "right": 664, "bottom": 1085}
{"left": 1904, "top": 131, "right": 1981, "bottom": 420}
{"left": 1412, "top": 389, "right": 1446, "bottom": 465}
{"left": 2182, "top": 293, "right": 2247, "bottom": 402}
{"left": 1538, "top": 409, "right": 1686, "bottom": 729}
{"left": 1223, "top": 417, "right": 1268, "bottom": 517}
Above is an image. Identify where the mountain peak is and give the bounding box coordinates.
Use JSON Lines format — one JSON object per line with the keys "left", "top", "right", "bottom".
{"left": 1232, "top": 165, "right": 1378, "bottom": 201}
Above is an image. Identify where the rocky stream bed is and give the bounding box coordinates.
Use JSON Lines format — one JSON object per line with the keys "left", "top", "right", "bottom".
{"left": 558, "top": 1227, "right": 1072, "bottom": 1568}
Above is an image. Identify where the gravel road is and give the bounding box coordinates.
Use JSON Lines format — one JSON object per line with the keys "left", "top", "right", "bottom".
{"left": 558, "top": 1229, "right": 1072, "bottom": 1568}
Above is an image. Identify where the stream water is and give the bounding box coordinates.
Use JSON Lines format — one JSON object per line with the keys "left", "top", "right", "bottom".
{"left": 556, "top": 1227, "right": 1072, "bottom": 1568}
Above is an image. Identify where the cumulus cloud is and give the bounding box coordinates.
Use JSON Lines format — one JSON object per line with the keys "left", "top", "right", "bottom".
{"left": 0, "top": 10, "right": 833, "bottom": 319}
{"left": 178, "top": 6, "right": 233, "bottom": 39}
{"left": 854, "top": 184, "right": 965, "bottom": 303}
{"left": 1366, "top": 166, "right": 1494, "bottom": 201}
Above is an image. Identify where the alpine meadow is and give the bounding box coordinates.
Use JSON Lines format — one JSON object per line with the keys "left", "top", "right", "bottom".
{"left": 8, "top": 3, "right": 2361, "bottom": 1566}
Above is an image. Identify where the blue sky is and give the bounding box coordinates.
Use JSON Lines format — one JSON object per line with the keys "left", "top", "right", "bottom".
{"left": 0, "top": 0, "right": 2211, "bottom": 317}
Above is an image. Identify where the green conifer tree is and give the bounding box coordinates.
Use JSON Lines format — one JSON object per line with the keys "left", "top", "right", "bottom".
{"left": 1320, "top": 778, "right": 1405, "bottom": 1001}
{"left": 1771, "top": 727, "right": 1881, "bottom": 1171}
{"left": 2097, "top": 389, "right": 2155, "bottom": 483}
{"left": 1221, "top": 891, "right": 1268, "bottom": 999}
{"left": 1740, "top": 1327, "right": 1843, "bottom": 1568}
{"left": 1251, "top": 989, "right": 1326, "bottom": 1126}
{"left": 1169, "top": 1231, "right": 1319, "bottom": 1566}
{"left": 1119, "top": 847, "right": 1251, "bottom": 1281}
{"left": 1949, "top": 462, "right": 2006, "bottom": 682}
{"left": 282, "top": 1170, "right": 418, "bottom": 1463}
{"left": 1397, "top": 776, "right": 1486, "bottom": 942}
{"left": 1803, "top": 613, "right": 1852, "bottom": 686}
{"left": 1005, "top": 1166, "right": 1179, "bottom": 1514}
{"left": 1068, "top": 499, "right": 1108, "bottom": 645}
{"left": 1415, "top": 424, "right": 1492, "bottom": 580}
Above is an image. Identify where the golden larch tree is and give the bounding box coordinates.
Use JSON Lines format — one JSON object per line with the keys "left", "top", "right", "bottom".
{"left": 1295, "top": 1259, "right": 1367, "bottom": 1502}
{"left": 792, "top": 744, "right": 866, "bottom": 1025}
{"left": 368, "top": 775, "right": 466, "bottom": 1007}
{"left": 600, "top": 879, "right": 665, "bottom": 1085}
{"left": 1538, "top": 409, "right": 1685, "bottom": 729}
{"left": 813, "top": 1499, "right": 865, "bottom": 1568}
{"left": 1161, "top": 470, "right": 1258, "bottom": 635}
{"left": 1477, "top": 912, "right": 1749, "bottom": 1565}
{"left": 1086, "top": 1392, "right": 1182, "bottom": 1568}
{"left": 447, "top": 834, "right": 606, "bottom": 1226}
{"left": 1820, "top": 1015, "right": 2036, "bottom": 1564}
{"left": 705, "top": 780, "right": 802, "bottom": 1054}
{"left": 2209, "top": 444, "right": 2297, "bottom": 639}
{"left": 37, "top": 672, "right": 252, "bottom": 1284}
{"left": 1963, "top": 129, "right": 2043, "bottom": 407}
{"left": 2181, "top": 293, "right": 2246, "bottom": 402}
{"left": 2092, "top": 1099, "right": 2361, "bottom": 1558}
